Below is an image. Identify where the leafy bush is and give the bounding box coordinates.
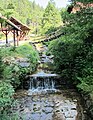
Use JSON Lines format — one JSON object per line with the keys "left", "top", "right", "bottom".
{"left": 15, "top": 44, "right": 39, "bottom": 72}
{"left": 0, "top": 44, "right": 39, "bottom": 88}
{"left": 0, "top": 81, "right": 14, "bottom": 112}
{"left": 48, "top": 7, "right": 93, "bottom": 93}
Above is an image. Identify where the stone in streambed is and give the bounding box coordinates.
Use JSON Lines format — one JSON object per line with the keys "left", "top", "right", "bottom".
{"left": 43, "top": 107, "right": 53, "bottom": 114}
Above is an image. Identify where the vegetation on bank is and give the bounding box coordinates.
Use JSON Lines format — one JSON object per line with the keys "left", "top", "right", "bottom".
{"left": 0, "top": 44, "right": 39, "bottom": 117}
{"left": 46, "top": 1, "right": 93, "bottom": 116}
{"left": 48, "top": 0, "right": 93, "bottom": 97}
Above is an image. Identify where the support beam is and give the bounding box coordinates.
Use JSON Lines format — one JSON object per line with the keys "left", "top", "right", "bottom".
{"left": 16, "top": 30, "right": 19, "bottom": 46}
{"left": 6, "top": 30, "right": 8, "bottom": 44}
{"left": 2, "top": 30, "right": 10, "bottom": 45}
{"left": 13, "top": 30, "right": 16, "bottom": 47}
{"left": 1, "top": 23, "right": 2, "bottom": 28}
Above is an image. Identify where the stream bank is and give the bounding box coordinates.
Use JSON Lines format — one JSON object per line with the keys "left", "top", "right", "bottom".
{"left": 80, "top": 92, "right": 93, "bottom": 119}
{"left": 12, "top": 43, "right": 91, "bottom": 120}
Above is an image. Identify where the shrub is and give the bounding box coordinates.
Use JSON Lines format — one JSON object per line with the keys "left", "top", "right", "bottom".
{"left": 0, "top": 44, "right": 39, "bottom": 89}
{"left": 0, "top": 81, "right": 14, "bottom": 113}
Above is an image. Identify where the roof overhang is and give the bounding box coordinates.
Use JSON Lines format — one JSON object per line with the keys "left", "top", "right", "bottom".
{"left": 0, "top": 16, "right": 21, "bottom": 31}
{"left": 10, "top": 17, "right": 30, "bottom": 31}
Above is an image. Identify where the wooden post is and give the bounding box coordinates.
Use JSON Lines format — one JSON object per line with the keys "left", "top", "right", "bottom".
{"left": 16, "top": 30, "right": 19, "bottom": 46}
{"left": 6, "top": 30, "right": 8, "bottom": 44}
{"left": 19, "top": 31, "right": 21, "bottom": 41}
{"left": 13, "top": 30, "right": 16, "bottom": 47}
{"left": 1, "top": 23, "right": 2, "bottom": 28}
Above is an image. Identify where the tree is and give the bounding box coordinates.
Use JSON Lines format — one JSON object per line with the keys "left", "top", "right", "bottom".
{"left": 48, "top": 0, "right": 93, "bottom": 93}
{"left": 0, "top": 0, "right": 44, "bottom": 24}
{"left": 42, "top": 0, "right": 61, "bottom": 34}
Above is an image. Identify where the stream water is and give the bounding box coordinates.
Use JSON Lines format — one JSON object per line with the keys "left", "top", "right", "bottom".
{"left": 13, "top": 44, "right": 89, "bottom": 120}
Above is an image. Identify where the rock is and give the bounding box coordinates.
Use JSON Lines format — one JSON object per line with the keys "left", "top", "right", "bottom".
{"left": 70, "top": 110, "right": 77, "bottom": 117}
{"left": 56, "top": 103, "right": 61, "bottom": 107}
{"left": 71, "top": 108, "right": 76, "bottom": 110}
{"left": 48, "top": 55, "right": 54, "bottom": 59}
{"left": 70, "top": 104, "right": 77, "bottom": 110}
{"left": 44, "top": 103, "right": 54, "bottom": 107}
{"left": 24, "top": 107, "right": 30, "bottom": 113}
{"left": 24, "top": 113, "right": 32, "bottom": 120}
{"left": 38, "top": 60, "right": 41, "bottom": 64}
{"left": 83, "top": 110, "right": 87, "bottom": 113}
{"left": 20, "top": 108, "right": 24, "bottom": 112}
{"left": 65, "top": 100, "right": 70, "bottom": 103}
{"left": 30, "top": 113, "right": 41, "bottom": 120}
{"left": 66, "top": 118, "right": 75, "bottom": 120}
{"left": 43, "top": 107, "right": 53, "bottom": 114}
{"left": 33, "top": 104, "right": 41, "bottom": 112}
{"left": 40, "top": 113, "right": 53, "bottom": 120}
{"left": 19, "top": 62, "right": 30, "bottom": 67}
{"left": 64, "top": 111, "right": 74, "bottom": 118}
{"left": 55, "top": 109, "right": 60, "bottom": 113}
{"left": 55, "top": 100, "right": 60, "bottom": 104}
{"left": 53, "top": 112, "right": 65, "bottom": 120}
{"left": 62, "top": 107, "right": 69, "bottom": 112}
{"left": 73, "top": 99, "right": 77, "bottom": 102}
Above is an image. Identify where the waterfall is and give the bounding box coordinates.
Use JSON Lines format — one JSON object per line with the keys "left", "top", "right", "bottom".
{"left": 28, "top": 70, "right": 59, "bottom": 95}
{"left": 28, "top": 45, "right": 59, "bottom": 95}
{"left": 29, "top": 76, "right": 56, "bottom": 91}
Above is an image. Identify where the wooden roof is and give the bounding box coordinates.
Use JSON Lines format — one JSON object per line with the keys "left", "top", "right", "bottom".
{"left": 10, "top": 17, "right": 30, "bottom": 31}
{"left": 0, "top": 16, "right": 21, "bottom": 31}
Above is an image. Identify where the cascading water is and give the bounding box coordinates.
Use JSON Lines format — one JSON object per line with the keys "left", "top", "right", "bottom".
{"left": 28, "top": 45, "right": 59, "bottom": 95}
{"left": 28, "top": 70, "right": 58, "bottom": 95}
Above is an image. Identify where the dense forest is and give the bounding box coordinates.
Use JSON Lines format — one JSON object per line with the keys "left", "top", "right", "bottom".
{"left": 0, "top": 0, "right": 93, "bottom": 119}
{"left": 0, "top": 0, "right": 62, "bottom": 34}
{"left": 0, "top": 0, "right": 44, "bottom": 24}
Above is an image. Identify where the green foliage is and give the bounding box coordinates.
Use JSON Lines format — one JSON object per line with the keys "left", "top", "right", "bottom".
{"left": 42, "top": 0, "right": 62, "bottom": 34}
{"left": 0, "top": 0, "right": 44, "bottom": 24}
{"left": 0, "top": 81, "right": 14, "bottom": 113}
{"left": 0, "top": 44, "right": 39, "bottom": 89}
{"left": 0, "top": 111, "right": 24, "bottom": 120}
{"left": 48, "top": 3, "right": 93, "bottom": 93}
{"left": 0, "top": 49, "right": 3, "bottom": 79}
{"left": 16, "top": 44, "right": 39, "bottom": 71}
{"left": 60, "top": 8, "right": 67, "bottom": 21}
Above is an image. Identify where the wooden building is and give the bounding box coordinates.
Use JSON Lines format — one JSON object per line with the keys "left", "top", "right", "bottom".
{"left": 9, "top": 17, "right": 30, "bottom": 41}
{"left": 0, "top": 15, "right": 21, "bottom": 46}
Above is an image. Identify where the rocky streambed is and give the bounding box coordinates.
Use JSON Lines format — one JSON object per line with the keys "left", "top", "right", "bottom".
{"left": 10, "top": 44, "right": 91, "bottom": 120}
{"left": 11, "top": 89, "right": 89, "bottom": 120}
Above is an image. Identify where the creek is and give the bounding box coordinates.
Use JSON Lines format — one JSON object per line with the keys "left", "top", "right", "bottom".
{"left": 13, "top": 44, "right": 89, "bottom": 120}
